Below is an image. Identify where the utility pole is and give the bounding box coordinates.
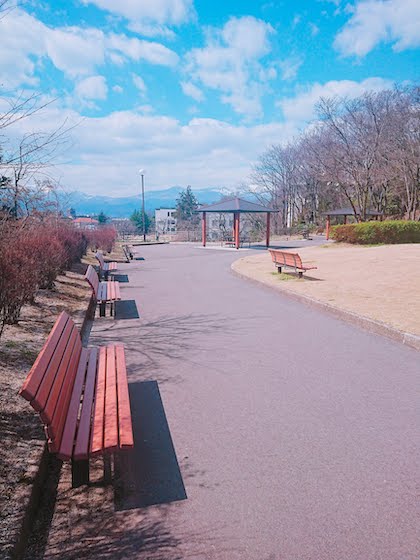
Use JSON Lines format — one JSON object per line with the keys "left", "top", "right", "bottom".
{"left": 140, "top": 169, "right": 146, "bottom": 242}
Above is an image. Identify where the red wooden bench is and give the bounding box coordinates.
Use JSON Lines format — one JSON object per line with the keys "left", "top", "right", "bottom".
{"left": 95, "top": 251, "right": 118, "bottom": 279}
{"left": 122, "top": 244, "right": 134, "bottom": 262}
{"left": 19, "top": 311, "right": 134, "bottom": 487}
{"left": 269, "top": 249, "right": 317, "bottom": 277}
{"left": 85, "top": 265, "right": 121, "bottom": 317}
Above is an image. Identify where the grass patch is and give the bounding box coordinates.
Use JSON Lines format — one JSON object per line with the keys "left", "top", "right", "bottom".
{"left": 270, "top": 272, "right": 301, "bottom": 281}
{"left": 0, "top": 341, "right": 39, "bottom": 365}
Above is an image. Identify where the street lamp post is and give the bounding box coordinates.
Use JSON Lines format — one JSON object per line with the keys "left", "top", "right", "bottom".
{"left": 139, "top": 169, "right": 146, "bottom": 242}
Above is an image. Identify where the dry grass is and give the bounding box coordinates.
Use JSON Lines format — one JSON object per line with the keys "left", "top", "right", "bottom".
{"left": 0, "top": 266, "right": 91, "bottom": 560}
{"left": 233, "top": 243, "right": 420, "bottom": 337}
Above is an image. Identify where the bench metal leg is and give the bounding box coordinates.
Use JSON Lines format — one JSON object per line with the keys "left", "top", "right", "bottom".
{"left": 110, "top": 302, "right": 114, "bottom": 317}
{"left": 99, "top": 302, "right": 106, "bottom": 317}
{"left": 277, "top": 266, "right": 282, "bottom": 273}
{"left": 72, "top": 459, "right": 89, "bottom": 487}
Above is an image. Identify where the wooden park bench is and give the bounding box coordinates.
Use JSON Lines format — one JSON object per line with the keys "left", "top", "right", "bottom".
{"left": 85, "top": 265, "right": 121, "bottom": 317}
{"left": 95, "top": 251, "right": 117, "bottom": 279}
{"left": 19, "top": 311, "right": 134, "bottom": 487}
{"left": 269, "top": 249, "right": 317, "bottom": 277}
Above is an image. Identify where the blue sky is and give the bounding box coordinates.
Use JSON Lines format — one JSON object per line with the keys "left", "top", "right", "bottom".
{"left": 1, "top": 0, "right": 419, "bottom": 195}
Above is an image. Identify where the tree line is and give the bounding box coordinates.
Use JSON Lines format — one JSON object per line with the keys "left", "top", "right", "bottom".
{"left": 251, "top": 86, "right": 420, "bottom": 227}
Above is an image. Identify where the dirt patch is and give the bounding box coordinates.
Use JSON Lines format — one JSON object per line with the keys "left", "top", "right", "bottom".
{"left": 232, "top": 243, "right": 420, "bottom": 338}
{"left": 0, "top": 267, "right": 91, "bottom": 560}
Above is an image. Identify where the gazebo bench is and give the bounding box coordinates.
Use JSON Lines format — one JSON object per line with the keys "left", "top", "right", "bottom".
{"left": 19, "top": 311, "right": 134, "bottom": 487}
{"left": 95, "top": 251, "right": 118, "bottom": 280}
{"left": 85, "top": 265, "right": 121, "bottom": 317}
{"left": 269, "top": 249, "right": 317, "bottom": 277}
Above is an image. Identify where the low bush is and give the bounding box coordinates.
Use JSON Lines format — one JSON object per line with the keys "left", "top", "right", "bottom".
{"left": 0, "top": 219, "right": 90, "bottom": 336}
{"left": 85, "top": 226, "right": 117, "bottom": 253}
{"left": 331, "top": 220, "right": 420, "bottom": 244}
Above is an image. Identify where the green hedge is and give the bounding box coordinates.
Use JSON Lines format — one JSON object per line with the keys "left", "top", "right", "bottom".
{"left": 330, "top": 220, "right": 420, "bottom": 244}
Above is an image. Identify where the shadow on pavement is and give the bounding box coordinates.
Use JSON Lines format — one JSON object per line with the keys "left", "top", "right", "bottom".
{"left": 115, "top": 300, "right": 140, "bottom": 319}
{"left": 111, "top": 274, "right": 129, "bottom": 283}
{"left": 114, "top": 381, "right": 187, "bottom": 510}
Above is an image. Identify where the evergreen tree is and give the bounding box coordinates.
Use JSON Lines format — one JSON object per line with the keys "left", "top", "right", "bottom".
{"left": 98, "top": 210, "right": 109, "bottom": 224}
{"left": 130, "top": 209, "right": 151, "bottom": 233}
{"left": 176, "top": 185, "right": 199, "bottom": 223}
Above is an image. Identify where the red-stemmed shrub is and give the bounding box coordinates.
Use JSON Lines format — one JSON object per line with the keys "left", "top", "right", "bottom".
{"left": 0, "top": 219, "right": 89, "bottom": 337}
{"left": 85, "top": 226, "right": 117, "bottom": 253}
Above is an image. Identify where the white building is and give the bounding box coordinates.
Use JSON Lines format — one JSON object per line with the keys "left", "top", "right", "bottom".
{"left": 155, "top": 208, "right": 177, "bottom": 234}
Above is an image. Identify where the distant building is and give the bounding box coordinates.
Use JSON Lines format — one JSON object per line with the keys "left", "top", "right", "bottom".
{"left": 155, "top": 208, "right": 177, "bottom": 234}
{"left": 72, "top": 217, "right": 99, "bottom": 230}
{"left": 207, "top": 213, "right": 234, "bottom": 240}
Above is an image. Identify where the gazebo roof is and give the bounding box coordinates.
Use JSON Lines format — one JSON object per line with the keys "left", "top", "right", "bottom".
{"left": 198, "top": 197, "right": 276, "bottom": 213}
{"left": 322, "top": 207, "right": 382, "bottom": 216}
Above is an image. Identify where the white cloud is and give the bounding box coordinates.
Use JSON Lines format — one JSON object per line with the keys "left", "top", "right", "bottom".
{"left": 181, "top": 81, "right": 204, "bottom": 102}
{"left": 3, "top": 102, "right": 298, "bottom": 195}
{"left": 278, "top": 57, "right": 303, "bottom": 80}
{"left": 334, "top": 0, "right": 420, "bottom": 57}
{"left": 278, "top": 77, "right": 393, "bottom": 122}
{"left": 132, "top": 74, "right": 147, "bottom": 93}
{"left": 127, "top": 22, "right": 176, "bottom": 40}
{"left": 0, "top": 8, "right": 178, "bottom": 90}
{"left": 113, "top": 85, "right": 123, "bottom": 93}
{"left": 186, "top": 16, "right": 275, "bottom": 118}
{"left": 46, "top": 27, "right": 105, "bottom": 77}
{"left": 107, "top": 33, "right": 179, "bottom": 66}
{"left": 0, "top": 9, "right": 45, "bottom": 88}
{"left": 75, "top": 75, "right": 108, "bottom": 101}
{"left": 81, "top": 0, "right": 194, "bottom": 31}
{"left": 309, "top": 22, "right": 320, "bottom": 36}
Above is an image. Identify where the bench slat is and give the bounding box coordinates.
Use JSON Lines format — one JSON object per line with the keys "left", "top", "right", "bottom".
{"left": 73, "top": 348, "right": 98, "bottom": 460}
{"left": 36, "top": 322, "right": 76, "bottom": 416}
{"left": 49, "top": 334, "right": 83, "bottom": 447}
{"left": 115, "top": 282, "right": 121, "bottom": 300}
{"left": 19, "top": 312, "right": 69, "bottom": 402}
{"left": 31, "top": 321, "right": 73, "bottom": 413}
{"left": 116, "top": 345, "right": 134, "bottom": 449}
{"left": 90, "top": 347, "right": 107, "bottom": 455}
{"left": 98, "top": 282, "right": 107, "bottom": 302}
{"left": 108, "top": 281, "right": 114, "bottom": 301}
{"left": 104, "top": 346, "right": 119, "bottom": 451}
{"left": 55, "top": 348, "right": 89, "bottom": 459}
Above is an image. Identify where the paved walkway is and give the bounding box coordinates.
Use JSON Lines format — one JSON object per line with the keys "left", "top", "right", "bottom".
{"left": 53, "top": 243, "right": 418, "bottom": 560}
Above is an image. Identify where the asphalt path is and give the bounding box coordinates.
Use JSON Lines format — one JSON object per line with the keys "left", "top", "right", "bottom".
{"left": 90, "top": 243, "right": 418, "bottom": 560}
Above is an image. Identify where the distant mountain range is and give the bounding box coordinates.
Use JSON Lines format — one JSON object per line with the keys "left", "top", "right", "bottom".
{"left": 62, "top": 186, "right": 228, "bottom": 218}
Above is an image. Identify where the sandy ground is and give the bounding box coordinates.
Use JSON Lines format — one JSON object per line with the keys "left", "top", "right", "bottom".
{"left": 232, "top": 243, "right": 420, "bottom": 337}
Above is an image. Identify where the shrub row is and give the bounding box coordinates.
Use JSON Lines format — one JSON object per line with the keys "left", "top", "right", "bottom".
{"left": 86, "top": 227, "right": 116, "bottom": 253}
{"left": 331, "top": 220, "right": 420, "bottom": 244}
{"left": 0, "top": 220, "right": 117, "bottom": 337}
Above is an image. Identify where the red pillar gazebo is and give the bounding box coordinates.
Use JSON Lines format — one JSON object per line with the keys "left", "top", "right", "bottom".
{"left": 198, "top": 197, "right": 277, "bottom": 249}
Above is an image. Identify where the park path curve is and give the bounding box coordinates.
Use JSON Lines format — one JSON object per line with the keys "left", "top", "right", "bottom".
{"left": 90, "top": 243, "right": 418, "bottom": 560}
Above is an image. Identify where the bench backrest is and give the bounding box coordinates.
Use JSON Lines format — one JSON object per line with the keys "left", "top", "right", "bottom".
{"left": 269, "top": 249, "right": 303, "bottom": 269}
{"left": 85, "top": 265, "right": 99, "bottom": 297}
{"left": 95, "top": 251, "right": 105, "bottom": 269}
{"left": 19, "top": 311, "right": 82, "bottom": 452}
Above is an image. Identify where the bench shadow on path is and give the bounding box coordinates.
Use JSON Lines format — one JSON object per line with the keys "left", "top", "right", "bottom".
{"left": 114, "top": 300, "right": 140, "bottom": 319}
{"left": 96, "top": 313, "right": 236, "bottom": 383}
{"left": 114, "top": 380, "right": 187, "bottom": 511}
{"left": 111, "top": 273, "right": 129, "bottom": 283}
